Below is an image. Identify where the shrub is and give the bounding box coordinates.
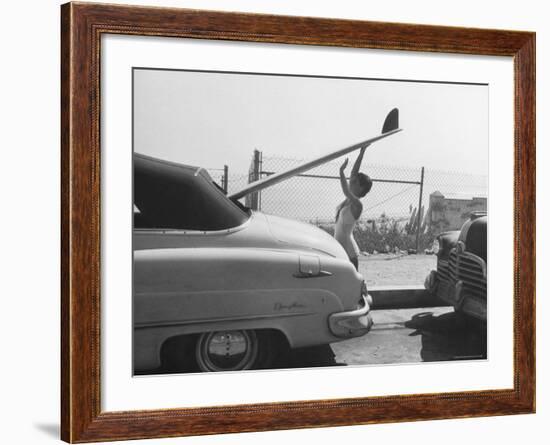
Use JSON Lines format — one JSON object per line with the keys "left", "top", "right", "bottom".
{"left": 316, "top": 216, "right": 437, "bottom": 254}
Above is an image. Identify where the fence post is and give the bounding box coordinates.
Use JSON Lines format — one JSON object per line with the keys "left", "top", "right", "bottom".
{"left": 222, "top": 164, "right": 228, "bottom": 193}
{"left": 248, "top": 149, "right": 261, "bottom": 210}
{"left": 415, "top": 167, "right": 425, "bottom": 253}
{"left": 258, "top": 150, "right": 263, "bottom": 210}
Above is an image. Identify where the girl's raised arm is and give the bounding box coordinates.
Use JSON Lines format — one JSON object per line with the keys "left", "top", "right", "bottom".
{"left": 351, "top": 145, "right": 369, "bottom": 177}
{"left": 339, "top": 159, "right": 362, "bottom": 211}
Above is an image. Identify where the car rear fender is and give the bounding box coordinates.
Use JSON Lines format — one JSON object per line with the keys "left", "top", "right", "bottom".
{"left": 133, "top": 248, "right": 356, "bottom": 371}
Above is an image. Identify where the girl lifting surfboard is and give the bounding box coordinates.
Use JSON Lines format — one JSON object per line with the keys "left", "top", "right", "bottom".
{"left": 230, "top": 108, "right": 401, "bottom": 268}
{"left": 335, "top": 147, "right": 372, "bottom": 270}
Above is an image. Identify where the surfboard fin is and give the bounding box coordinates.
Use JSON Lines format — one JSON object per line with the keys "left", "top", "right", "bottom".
{"left": 382, "top": 108, "right": 399, "bottom": 134}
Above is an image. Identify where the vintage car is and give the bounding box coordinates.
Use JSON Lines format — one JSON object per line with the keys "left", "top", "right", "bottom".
{"left": 424, "top": 212, "right": 487, "bottom": 322}
{"left": 133, "top": 153, "right": 373, "bottom": 373}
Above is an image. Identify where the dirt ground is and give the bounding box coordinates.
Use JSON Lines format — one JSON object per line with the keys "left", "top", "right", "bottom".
{"left": 282, "top": 306, "right": 487, "bottom": 368}
{"left": 358, "top": 253, "right": 437, "bottom": 287}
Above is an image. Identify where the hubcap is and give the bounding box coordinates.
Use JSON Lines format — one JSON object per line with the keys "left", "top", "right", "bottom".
{"left": 197, "top": 330, "right": 258, "bottom": 372}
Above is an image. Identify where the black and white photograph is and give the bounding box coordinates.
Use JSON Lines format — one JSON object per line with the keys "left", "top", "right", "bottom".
{"left": 132, "top": 68, "right": 488, "bottom": 374}
{"left": 1, "top": 0, "right": 543, "bottom": 443}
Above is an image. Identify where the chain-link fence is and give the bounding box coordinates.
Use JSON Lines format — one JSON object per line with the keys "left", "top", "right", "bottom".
{"left": 206, "top": 150, "right": 487, "bottom": 253}
{"left": 205, "top": 166, "right": 249, "bottom": 197}
{"left": 242, "top": 150, "right": 487, "bottom": 253}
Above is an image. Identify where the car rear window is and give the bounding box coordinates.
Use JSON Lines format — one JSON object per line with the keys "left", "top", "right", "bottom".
{"left": 134, "top": 153, "right": 249, "bottom": 231}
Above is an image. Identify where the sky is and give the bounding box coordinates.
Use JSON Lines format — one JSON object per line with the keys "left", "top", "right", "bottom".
{"left": 133, "top": 68, "right": 489, "bottom": 177}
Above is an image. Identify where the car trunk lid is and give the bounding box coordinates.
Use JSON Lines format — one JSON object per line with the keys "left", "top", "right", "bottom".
{"left": 265, "top": 213, "right": 348, "bottom": 259}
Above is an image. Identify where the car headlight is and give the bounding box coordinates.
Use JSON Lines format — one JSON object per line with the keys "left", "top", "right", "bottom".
{"left": 432, "top": 239, "right": 440, "bottom": 255}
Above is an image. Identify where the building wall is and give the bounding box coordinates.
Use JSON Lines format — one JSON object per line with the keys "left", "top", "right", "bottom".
{"left": 428, "top": 191, "right": 487, "bottom": 232}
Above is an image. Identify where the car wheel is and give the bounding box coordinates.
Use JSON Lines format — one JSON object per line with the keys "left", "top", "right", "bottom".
{"left": 195, "top": 330, "right": 260, "bottom": 372}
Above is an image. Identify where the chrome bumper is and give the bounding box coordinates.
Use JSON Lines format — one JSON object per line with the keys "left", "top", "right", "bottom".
{"left": 328, "top": 294, "right": 373, "bottom": 338}
{"left": 432, "top": 275, "right": 487, "bottom": 322}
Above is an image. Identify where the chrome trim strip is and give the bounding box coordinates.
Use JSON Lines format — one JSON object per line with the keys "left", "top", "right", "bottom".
{"left": 133, "top": 214, "right": 252, "bottom": 236}
{"left": 134, "top": 310, "right": 315, "bottom": 329}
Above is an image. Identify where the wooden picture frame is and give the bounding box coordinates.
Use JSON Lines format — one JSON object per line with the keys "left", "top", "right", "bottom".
{"left": 61, "top": 2, "right": 535, "bottom": 442}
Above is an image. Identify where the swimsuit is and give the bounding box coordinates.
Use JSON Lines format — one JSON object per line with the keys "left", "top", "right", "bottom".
{"left": 334, "top": 203, "right": 360, "bottom": 262}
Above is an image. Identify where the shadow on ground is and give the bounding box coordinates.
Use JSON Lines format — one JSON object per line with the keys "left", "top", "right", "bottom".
{"left": 404, "top": 310, "right": 487, "bottom": 361}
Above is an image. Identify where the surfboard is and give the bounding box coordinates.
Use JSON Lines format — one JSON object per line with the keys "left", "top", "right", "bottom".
{"left": 229, "top": 108, "right": 402, "bottom": 200}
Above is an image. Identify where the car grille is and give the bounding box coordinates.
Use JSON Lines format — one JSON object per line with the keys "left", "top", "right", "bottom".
{"left": 447, "top": 249, "right": 487, "bottom": 300}
{"left": 437, "top": 259, "right": 451, "bottom": 282}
